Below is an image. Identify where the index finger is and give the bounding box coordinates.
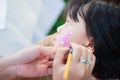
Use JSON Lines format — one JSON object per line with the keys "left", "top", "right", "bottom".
{"left": 53, "top": 47, "right": 69, "bottom": 68}
{"left": 70, "top": 42, "right": 83, "bottom": 64}
{"left": 36, "top": 45, "right": 55, "bottom": 59}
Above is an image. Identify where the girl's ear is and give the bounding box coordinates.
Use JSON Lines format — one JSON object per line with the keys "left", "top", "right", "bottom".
{"left": 86, "top": 37, "right": 94, "bottom": 53}
{"left": 86, "top": 43, "right": 94, "bottom": 53}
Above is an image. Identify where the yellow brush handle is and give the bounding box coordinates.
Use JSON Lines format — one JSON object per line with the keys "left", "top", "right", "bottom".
{"left": 63, "top": 53, "right": 73, "bottom": 80}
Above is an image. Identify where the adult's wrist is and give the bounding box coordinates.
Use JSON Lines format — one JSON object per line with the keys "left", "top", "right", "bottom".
{"left": 0, "top": 55, "right": 13, "bottom": 70}
{"left": 0, "top": 56, "right": 17, "bottom": 80}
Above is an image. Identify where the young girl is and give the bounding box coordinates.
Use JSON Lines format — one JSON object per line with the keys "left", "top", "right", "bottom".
{"left": 20, "top": 0, "right": 119, "bottom": 80}
{"left": 53, "top": 0, "right": 120, "bottom": 80}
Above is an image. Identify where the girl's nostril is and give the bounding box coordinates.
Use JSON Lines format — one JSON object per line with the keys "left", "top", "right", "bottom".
{"left": 57, "top": 26, "right": 62, "bottom": 32}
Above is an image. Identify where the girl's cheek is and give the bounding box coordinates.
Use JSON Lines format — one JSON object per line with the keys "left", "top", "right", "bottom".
{"left": 56, "top": 31, "right": 73, "bottom": 47}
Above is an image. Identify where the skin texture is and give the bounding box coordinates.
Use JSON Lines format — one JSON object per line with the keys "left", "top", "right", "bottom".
{"left": 53, "top": 43, "right": 96, "bottom": 80}
{"left": 54, "top": 15, "right": 92, "bottom": 49}
{"left": 0, "top": 15, "right": 96, "bottom": 80}
{"left": 53, "top": 15, "right": 96, "bottom": 80}
{"left": 0, "top": 45, "right": 54, "bottom": 80}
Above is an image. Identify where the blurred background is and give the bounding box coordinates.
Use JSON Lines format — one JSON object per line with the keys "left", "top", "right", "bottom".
{"left": 32, "top": 0, "right": 70, "bottom": 43}
{"left": 0, "top": 0, "right": 69, "bottom": 56}
{"left": 48, "top": 0, "right": 69, "bottom": 35}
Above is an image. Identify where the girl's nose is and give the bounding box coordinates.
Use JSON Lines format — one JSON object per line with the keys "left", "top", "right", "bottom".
{"left": 57, "top": 25, "right": 64, "bottom": 33}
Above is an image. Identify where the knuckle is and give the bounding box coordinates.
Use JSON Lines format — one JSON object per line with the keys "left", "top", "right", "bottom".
{"left": 75, "top": 45, "right": 81, "bottom": 50}
{"left": 92, "top": 55, "right": 96, "bottom": 61}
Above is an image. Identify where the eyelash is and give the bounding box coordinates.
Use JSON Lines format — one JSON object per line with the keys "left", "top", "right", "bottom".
{"left": 66, "top": 20, "right": 69, "bottom": 23}
{"left": 66, "top": 21, "right": 69, "bottom": 26}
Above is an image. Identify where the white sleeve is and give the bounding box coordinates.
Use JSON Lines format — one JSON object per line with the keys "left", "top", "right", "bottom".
{"left": 32, "top": 0, "right": 65, "bottom": 43}
{"left": 0, "top": 0, "right": 7, "bottom": 30}
{"left": 0, "top": 0, "right": 65, "bottom": 56}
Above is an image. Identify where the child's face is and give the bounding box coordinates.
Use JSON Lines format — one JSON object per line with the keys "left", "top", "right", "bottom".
{"left": 54, "top": 15, "right": 90, "bottom": 48}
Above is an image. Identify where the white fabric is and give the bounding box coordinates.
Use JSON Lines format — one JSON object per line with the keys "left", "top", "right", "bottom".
{"left": 0, "top": 0, "right": 7, "bottom": 30}
{"left": 32, "top": 0, "right": 65, "bottom": 43}
{"left": 0, "top": 0, "right": 65, "bottom": 56}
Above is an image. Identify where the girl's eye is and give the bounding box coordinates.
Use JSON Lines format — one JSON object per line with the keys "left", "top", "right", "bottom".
{"left": 66, "top": 20, "right": 70, "bottom": 25}
{"left": 66, "top": 20, "right": 69, "bottom": 23}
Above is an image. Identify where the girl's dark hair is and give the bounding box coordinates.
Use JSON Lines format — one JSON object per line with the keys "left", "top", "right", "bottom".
{"left": 66, "top": 0, "right": 120, "bottom": 79}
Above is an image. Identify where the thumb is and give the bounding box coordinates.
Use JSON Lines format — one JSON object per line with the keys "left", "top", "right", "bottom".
{"left": 8, "top": 45, "right": 43, "bottom": 65}
{"left": 53, "top": 47, "right": 69, "bottom": 68}
{"left": 37, "top": 45, "right": 55, "bottom": 59}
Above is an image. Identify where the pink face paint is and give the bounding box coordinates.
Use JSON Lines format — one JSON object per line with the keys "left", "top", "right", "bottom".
{"left": 59, "top": 32, "right": 71, "bottom": 47}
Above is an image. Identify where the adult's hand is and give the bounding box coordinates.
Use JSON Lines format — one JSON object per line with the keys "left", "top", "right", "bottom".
{"left": 53, "top": 42, "right": 96, "bottom": 80}
{"left": 0, "top": 45, "right": 54, "bottom": 80}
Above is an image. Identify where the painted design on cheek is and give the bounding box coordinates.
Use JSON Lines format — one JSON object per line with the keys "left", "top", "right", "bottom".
{"left": 59, "top": 32, "right": 72, "bottom": 47}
